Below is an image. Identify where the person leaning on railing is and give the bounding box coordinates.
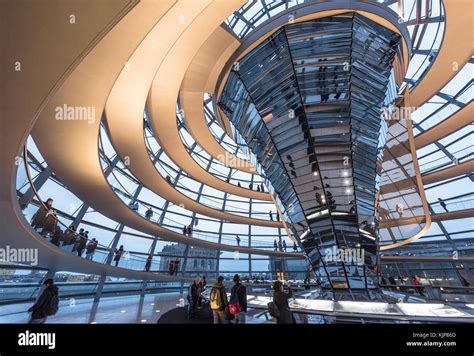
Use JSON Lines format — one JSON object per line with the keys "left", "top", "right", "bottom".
{"left": 85, "top": 238, "right": 98, "bottom": 260}
{"left": 61, "top": 225, "right": 77, "bottom": 251}
{"left": 31, "top": 198, "right": 54, "bottom": 231}
{"left": 31, "top": 198, "right": 57, "bottom": 237}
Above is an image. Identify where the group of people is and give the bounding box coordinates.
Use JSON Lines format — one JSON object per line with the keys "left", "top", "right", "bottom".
{"left": 208, "top": 275, "right": 248, "bottom": 324}
{"left": 31, "top": 199, "right": 98, "bottom": 258}
{"left": 234, "top": 181, "right": 265, "bottom": 193}
{"left": 182, "top": 225, "right": 193, "bottom": 237}
{"left": 315, "top": 190, "right": 336, "bottom": 211}
{"left": 30, "top": 198, "right": 58, "bottom": 236}
{"left": 168, "top": 259, "right": 180, "bottom": 275}
{"left": 380, "top": 274, "right": 426, "bottom": 296}
{"left": 273, "top": 239, "right": 297, "bottom": 252}
{"left": 317, "top": 59, "right": 343, "bottom": 103}
{"left": 268, "top": 210, "right": 280, "bottom": 221}
{"left": 247, "top": 182, "right": 265, "bottom": 192}
{"left": 30, "top": 199, "right": 128, "bottom": 267}
{"left": 187, "top": 276, "right": 207, "bottom": 317}
{"left": 188, "top": 275, "right": 296, "bottom": 324}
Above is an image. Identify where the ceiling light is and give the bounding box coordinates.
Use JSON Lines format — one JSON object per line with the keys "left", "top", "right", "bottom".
{"left": 300, "top": 230, "right": 310, "bottom": 240}
{"left": 313, "top": 171, "right": 318, "bottom": 176}
{"left": 307, "top": 209, "right": 329, "bottom": 219}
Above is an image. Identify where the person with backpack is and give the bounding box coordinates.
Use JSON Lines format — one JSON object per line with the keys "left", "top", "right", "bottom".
{"left": 269, "top": 280, "right": 295, "bottom": 324}
{"left": 210, "top": 276, "right": 228, "bottom": 324}
{"left": 27, "top": 278, "right": 59, "bottom": 324}
{"left": 229, "top": 274, "right": 247, "bottom": 324}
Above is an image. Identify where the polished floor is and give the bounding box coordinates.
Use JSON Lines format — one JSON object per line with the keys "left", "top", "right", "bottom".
{"left": 0, "top": 292, "right": 184, "bottom": 324}
{"left": 0, "top": 292, "right": 271, "bottom": 324}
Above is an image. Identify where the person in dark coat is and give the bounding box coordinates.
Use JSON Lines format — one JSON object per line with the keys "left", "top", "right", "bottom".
{"left": 27, "top": 278, "right": 58, "bottom": 324}
{"left": 229, "top": 274, "right": 247, "bottom": 324}
{"left": 388, "top": 276, "right": 397, "bottom": 289}
{"left": 197, "top": 278, "right": 204, "bottom": 309}
{"left": 187, "top": 278, "right": 201, "bottom": 318}
{"left": 50, "top": 225, "right": 62, "bottom": 246}
{"left": 144, "top": 255, "right": 153, "bottom": 272}
{"left": 31, "top": 198, "right": 53, "bottom": 230}
{"left": 304, "top": 276, "right": 310, "bottom": 290}
{"left": 438, "top": 198, "right": 448, "bottom": 212}
{"left": 72, "top": 228, "right": 84, "bottom": 252}
{"left": 62, "top": 225, "right": 76, "bottom": 250}
{"left": 39, "top": 202, "right": 57, "bottom": 237}
{"left": 75, "top": 230, "right": 88, "bottom": 257}
{"left": 114, "top": 245, "right": 125, "bottom": 266}
{"left": 272, "top": 280, "right": 295, "bottom": 324}
{"left": 41, "top": 212, "right": 57, "bottom": 237}
{"left": 168, "top": 260, "right": 175, "bottom": 275}
{"left": 145, "top": 207, "right": 153, "bottom": 220}
{"left": 173, "top": 259, "right": 180, "bottom": 275}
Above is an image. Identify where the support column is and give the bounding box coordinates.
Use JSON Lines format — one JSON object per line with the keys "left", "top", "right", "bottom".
{"left": 88, "top": 274, "right": 106, "bottom": 323}
{"left": 19, "top": 166, "right": 52, "bottom": 209}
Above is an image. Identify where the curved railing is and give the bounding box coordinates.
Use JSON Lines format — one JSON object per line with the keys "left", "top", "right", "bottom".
{"left": 20, "top": 145, "right": 183, "bottom": 272}
{"left": 141, "top": 124, "right": 277, "bottom": 217}
{"left": 20, "top": 143, "right": 298, "bottom": 269}
{"left": 147, "top": 118, "right": 269, "bottom": 195}
{"left": 102, "top": 122, "right": 274, "bottom": 219}
{"left": 101, "top": 151, "right": 290, "bottom": 249}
